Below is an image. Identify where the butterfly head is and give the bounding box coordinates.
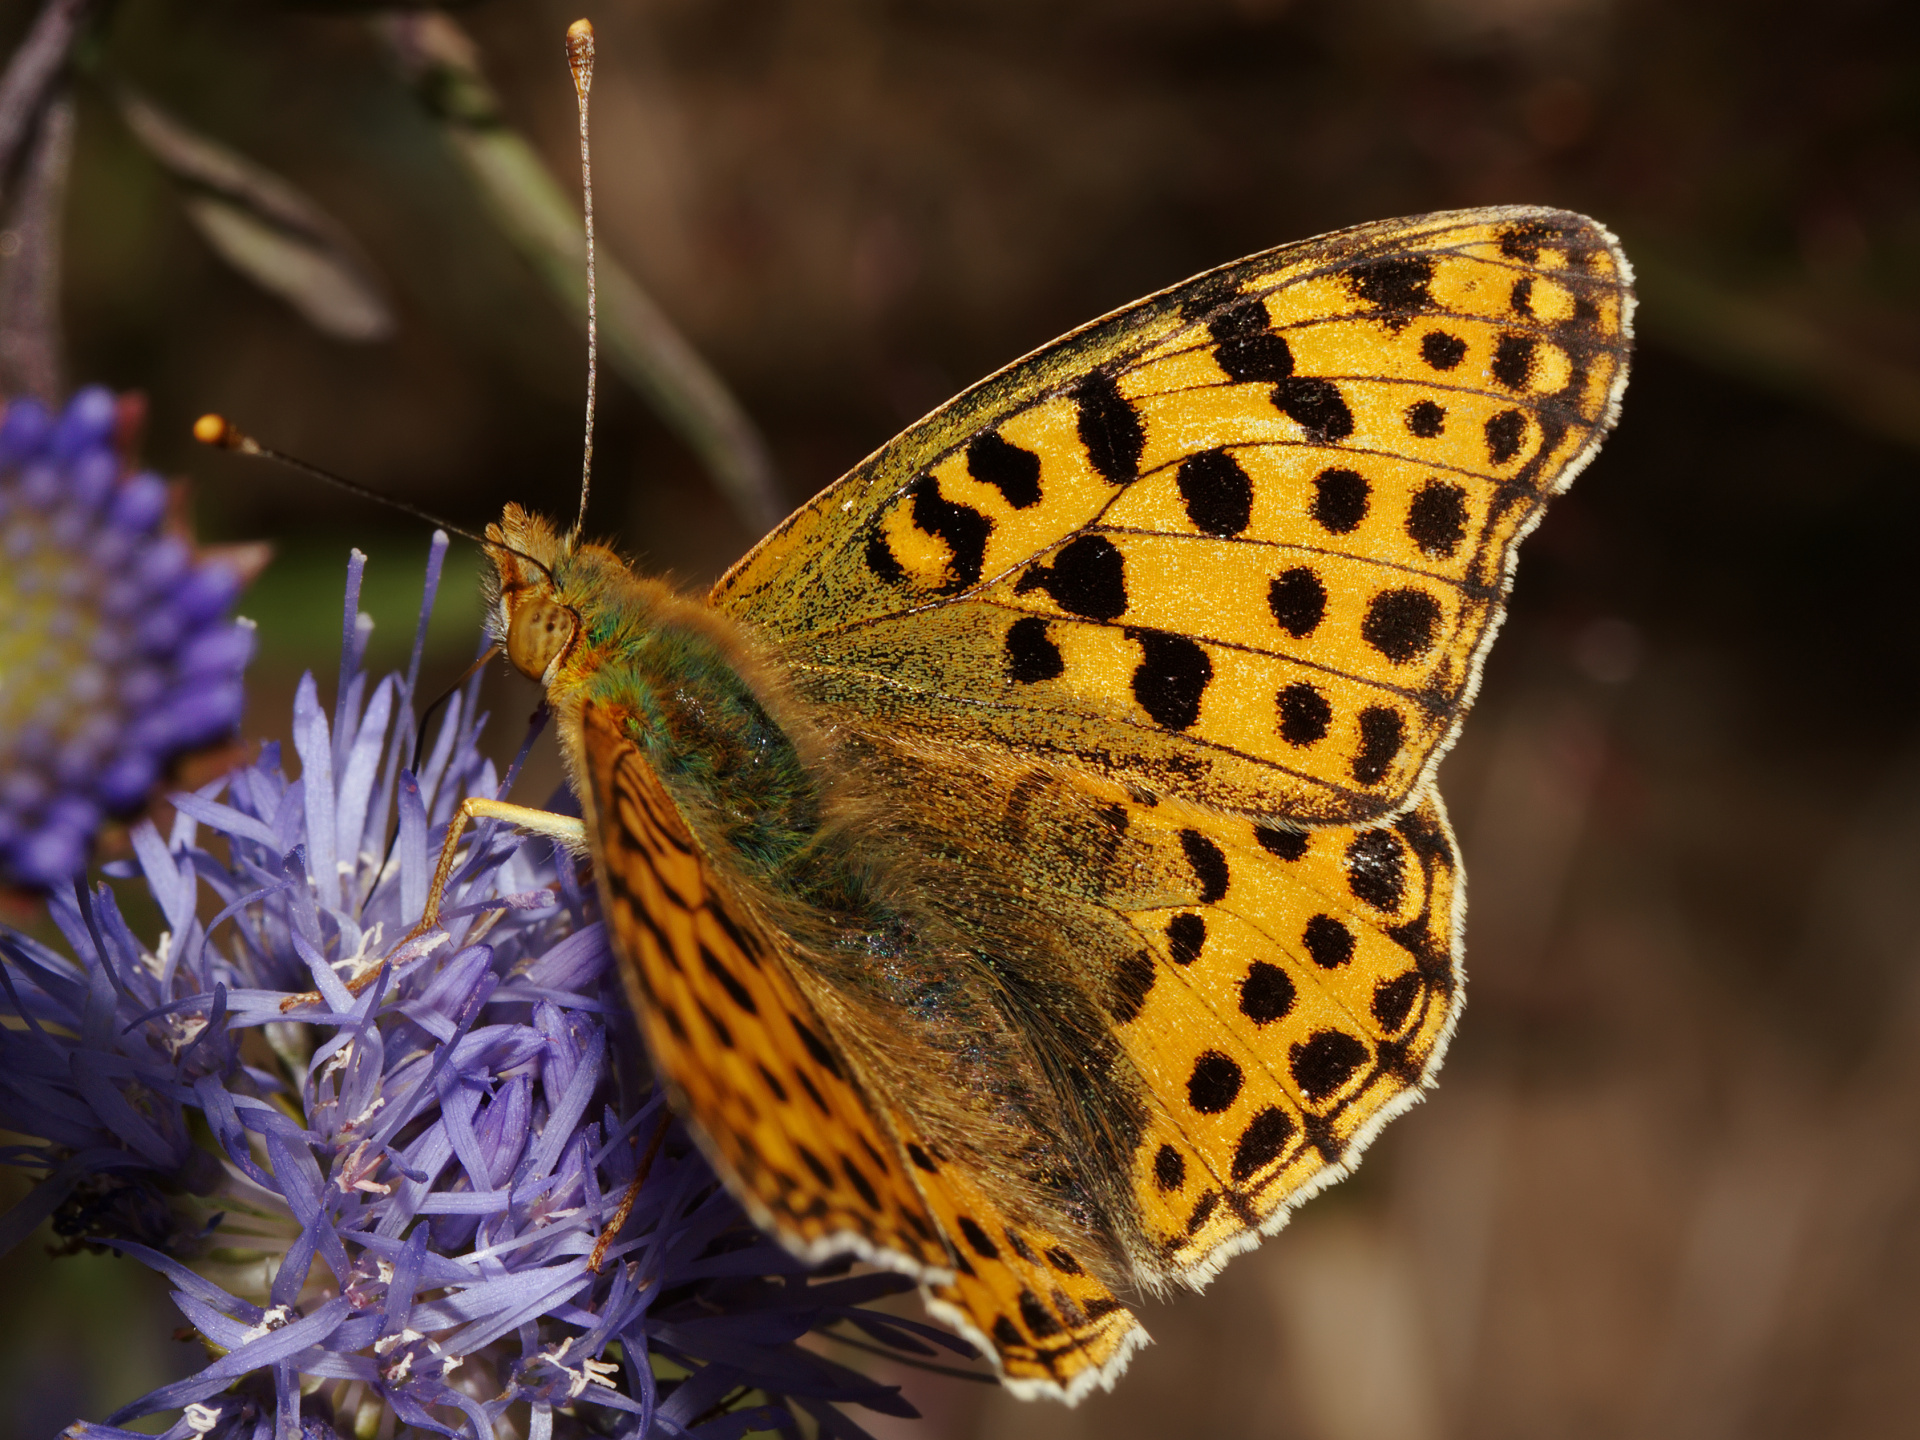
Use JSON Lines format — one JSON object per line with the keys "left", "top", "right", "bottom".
{"left": 485, "top": 504, "right": 583, "bottom": 686}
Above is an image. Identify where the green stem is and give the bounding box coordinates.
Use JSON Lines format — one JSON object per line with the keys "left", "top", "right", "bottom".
{"left": 0, "top": 0, "right": 92, "bottom": 191}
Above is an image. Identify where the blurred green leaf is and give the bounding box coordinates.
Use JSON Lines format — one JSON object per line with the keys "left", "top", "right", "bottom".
{"left": 375, "top": 13, "right": 783, "bottom": 531}
{"left": 115, "top": 85, "right": 393, "bottom": 343}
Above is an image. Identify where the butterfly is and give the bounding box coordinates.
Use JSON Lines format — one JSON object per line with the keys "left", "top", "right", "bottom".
{"left": 417, "top": 204, "right": 1633, "bottom": 1402}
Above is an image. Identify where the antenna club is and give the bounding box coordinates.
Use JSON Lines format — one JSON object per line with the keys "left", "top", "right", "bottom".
{"left": 193, "top": 413, "right": 245, "bottom": 449}
{"left": 566, "top": 19, "right": 595, "bottom": 96}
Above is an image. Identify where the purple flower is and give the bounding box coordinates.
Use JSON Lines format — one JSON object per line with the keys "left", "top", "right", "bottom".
{"left": 2, "top": 542, "right": 963, "bottom": 1438}
{"left": 0, "top": 386, "right": 256, "bottom": 889}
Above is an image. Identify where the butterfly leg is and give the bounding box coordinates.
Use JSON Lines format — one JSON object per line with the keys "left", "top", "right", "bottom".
{"left": 410, "top": 797, "right": 587, "bottom": 939}
{"left": 279, "top": 799, "right": 587, "bottom": 1013}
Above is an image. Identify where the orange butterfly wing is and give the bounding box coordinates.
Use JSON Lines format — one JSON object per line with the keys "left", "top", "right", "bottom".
{"left": 576, "top": 700, "right": 1153, "bottom": 1396}
{"left": 576, "top": 700, "right": 947, "bottom": 1272}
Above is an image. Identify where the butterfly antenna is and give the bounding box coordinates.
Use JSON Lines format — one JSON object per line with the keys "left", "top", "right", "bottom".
{"left": 192, "top": 414, "right": 562, "bottom": 588}
{"left": 566, "top": 17, "right": 597, "bottom": 544}
{"left": 193, "top": 415, "right": 486, "bottom": 545}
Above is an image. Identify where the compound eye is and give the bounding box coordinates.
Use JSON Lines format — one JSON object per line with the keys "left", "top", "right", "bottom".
{"left": 506, "top": 595, "right": 577, "bottom": 681}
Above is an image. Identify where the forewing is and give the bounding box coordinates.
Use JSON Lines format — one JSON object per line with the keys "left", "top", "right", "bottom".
{"left": 576, "top": 701, "right": 950, "bottom": 1273}
{"left": 714, "top": 207, "right": 1632, "bottom": 825}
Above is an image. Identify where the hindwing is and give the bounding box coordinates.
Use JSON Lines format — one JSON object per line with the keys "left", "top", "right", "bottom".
{"left": 845, "top": 731, "right": 1466, "bottom": 1292}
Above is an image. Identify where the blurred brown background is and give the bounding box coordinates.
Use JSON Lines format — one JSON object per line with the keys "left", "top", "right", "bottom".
{"left": 6, "top": 0, "right": 1920, "bottom": 1435}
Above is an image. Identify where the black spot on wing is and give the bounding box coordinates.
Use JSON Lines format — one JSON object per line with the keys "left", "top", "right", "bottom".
{"left": 1209, "top": 299, "right": 1296, "bottom": 383}
{"left": 1167, "top": 912, "right": 1206, "bottom": 966}
{"left": 1239, "top": 962, "right": 1296, "bottom": 1024}
{"left": 791, "top": 1016, "right": 845, "bottom": 1080}
{"left": 700, "top": 945, "right": 757, "bottom": 1014}
{"left": 1019, "top": 1289, "right": 1065, "bottom": 1338}
{"left": 1343, "top": 254, "right": 1435, "bottom": 321}
{"left": 1276, "top": 683, "right": 1332, "bottom": 747}
{"left": 1303, "top": 914, "right": 1356, "bottom": 969}
{"left": 1231, "top": 1107, "right": 1296, "bottom": 1183}
{"left": 659, "top": 1001, "right": 688, "bottom": 1042}
{"left": 1256, "top": 825, "right": 1309, "bottom": 862}
{"left": 1291, "top": 1030, "right": 1369, "bottom": 1100}
{"left": 1346, "top": 829, "right": 1408, "bottom": 912}
{"left": 1073, "top": 372, "right": 1145, "bottom": 484}
{"left": 1130, "top": 629, "right": 1213, "bottom": 731}
{"left": 1273, "top": 377, "right": 1354, "bottom": 442}
{"left": 1180, "top": 830, "right": 1230, "bottom": 903}
{"left": 1492, "top": 335, "right": 1538, "bottom": 390}
{"left": 1188, "top": 1051, "right": 1244, "bottom": 1113}
{"left": 1015, "top": 534, "right": 1128, "bottom": 620}
{"left": 1108, "top": 950, "right": 1157, "bottom": 1025}
{"left": 1361, "top": 589, "right": 1443, "bottom": 665}
{"left": 1406, "top": 480, "right": 1469, "bottom": 557}
{"left": 908, "top": 475, "right": 991, "bottom": 591}
{"left": 864, "top": 529, "right": 904, "bottom": 583}
{"left": 797, "top": 1144, "right": 835, "bottom": 1189}
{"left": 1485, "top": 409, "right": 1528, "bottom": 465}
{"left": 959, "top": 1215, "right": 1000, "bottom": 1258}
{"left": 1372, "top": 973, "right": 1422, "bottom": 1032}
{"left": 1268, "top": 568, "right": 1327, "bottom": 639}
{"left": 841, "top": 1155, "right": 881, "bottom": 1210}
{"left": 1178, "top": 449, "right": 1254, "bottom": 537}
{"left": 967, "top": 431, "right": 1043, "bottom": 509}
{"left": 1188, "top": 1190, "right": 1220, "bottom": 1233}
{"left": 1421, "top": 331, "right": 1467, "bottom": 370}
{"left": 708, "top": 903, "right": 768, "bottom": 970}
{"left": 1406, "top": 400, "right": 1446, "bottom": 438}
{"left": 1351, "top": 706, "right": 1406, "bottom": 785}
{"left": 1154, "top": 1144, "right": 1186, "bottom": 1191}
{"left": 1005, "top": 616, "right": 1065, "bottom": 683}
{"left": 1310, "top": 468, "right": 1369, "bottom": 534}
{"left": 697, "top": 999, "right": 733, "bottom": 1049}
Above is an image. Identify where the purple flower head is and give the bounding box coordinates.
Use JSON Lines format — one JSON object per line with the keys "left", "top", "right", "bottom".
{"left": 3, "top": 542, "right": 964, "bottom": 1438}
{"left": 0, "top": 386, "right": 256, "bottom": 889}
